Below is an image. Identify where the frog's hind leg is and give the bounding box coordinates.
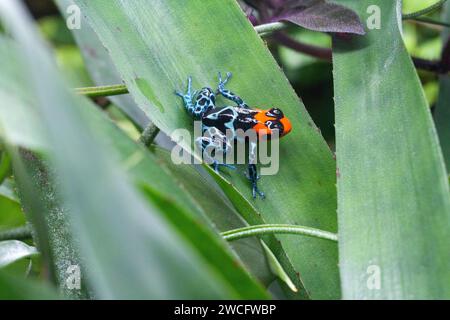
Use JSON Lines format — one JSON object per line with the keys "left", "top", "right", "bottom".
{"left": 247, "top": 164, "right": 265, "bottom": 199}
{"left": 175, "top": 77, "right": 215, "bottom": 118}
{"left": 196, "top": 127, "right": 235, "bottom": 172}
{"left": 217, "top": 72, "right": 249, "bottom": 109}
{"left": 244, "top": 141, "right": 264, "bottom": 199}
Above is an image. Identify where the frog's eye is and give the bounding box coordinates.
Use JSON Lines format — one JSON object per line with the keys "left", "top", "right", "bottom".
{"left": 266, "top": 108, "right": 284, "bottom": 119}
{"left": 265, "top": 120, "right": 284, "bottom": 133}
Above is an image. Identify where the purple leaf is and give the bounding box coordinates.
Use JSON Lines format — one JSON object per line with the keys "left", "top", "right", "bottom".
{"left": 276, "top": 0, "right": 366, "bottom": 35}
{"left": 267, "top": 0, "right": 288, "bottom": 9}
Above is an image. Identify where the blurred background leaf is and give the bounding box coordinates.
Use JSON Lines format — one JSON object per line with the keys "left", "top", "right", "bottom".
{"left": 54, "top": 0, "right": 149, "bottom": 130}
{"left": 275, "top": 0, "right": 365, "bottom": 35}
{"left": 0, "top": 270, "right": 59, "bottom": 300}
{"left": 434, "top": 1, "right": 450, "bottom": 169}
{"left": 0, "top": 240, "right": 37, "bottom": 268}
{"left": 333, "top": 0, "right": 450, "bottom": 299}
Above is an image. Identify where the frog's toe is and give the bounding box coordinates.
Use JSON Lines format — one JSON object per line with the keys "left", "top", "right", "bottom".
{"left": 218, "top": 71, "right": 232, "bottom": 86}
{"left": 252, "top": 186, "right": 265, "bottom": 200}
{"left": 221, "top": 163, "right": 236, "bottom": 170}
{"left": 212, "top": 161, "right": 235, "bottom": 172}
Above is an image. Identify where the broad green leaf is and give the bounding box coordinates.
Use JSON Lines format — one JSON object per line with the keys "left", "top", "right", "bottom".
{"left": 434, "top": 2, "right": 450, "bottom": 169}
{"left": 0, "top": 37, "right": 270, "bottom": 300}
{"left": 54, "top": 0, "right": 149, "bottom": 129}
{"left": 333, "top": 0, "right": 450, "bottom": 299}
{"left": 206, "top": 166, "right": 310, "bottom": 299}
{"left": 82, "top": 114, "right": 270, "bottom": 298}
{"left": 150, "top": 148, "right": 276, "bottom": 287}
{"left": 75, "top": 0, "right": 340, "bottom": 299}
{"left": 141, "top": 185, "right": 268, "bottom": 298}
{"left": 0, "top": 36, "right": 88, "bottom": 299}
{"left": 0, "top": 240, "right": 37, "bottom": 268}
{"left": 14, "top": 151, "right": 88, "bottom": 299}
{"left": 0, "top": 270, "right": 60, "bottom": 300}
{"left": 0, "top": 180, "right": 25, "bottom": 230}
{"left": 0, "top": 0, "right": 268, "bottom": 299}
{"left": 1, "top": 27, "right": 259, "bottom": 291}
{"left": 0, "top": 40, "right": 47, "bottom": 151}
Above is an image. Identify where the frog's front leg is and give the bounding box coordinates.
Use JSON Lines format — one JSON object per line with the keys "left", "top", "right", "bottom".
{"left": 175, "top": 76, "right": 196, "bottom": 115}
{"left": 217, "top": 72, "right": 249, "bottom": 109}
{"left": 196, "top": 127, "right": 235, "bottom": 172}
{"left": 175, "top": 77, "right": 216, "bottom": 118}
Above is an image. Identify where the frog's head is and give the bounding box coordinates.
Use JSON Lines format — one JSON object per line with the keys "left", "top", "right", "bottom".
{"left": 253, "top": 108, "right": 292, "bottom": 138}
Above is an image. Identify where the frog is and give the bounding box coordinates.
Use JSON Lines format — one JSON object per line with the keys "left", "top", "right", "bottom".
{"left": 175, "top": 72, "right": 292, "bottom": 199}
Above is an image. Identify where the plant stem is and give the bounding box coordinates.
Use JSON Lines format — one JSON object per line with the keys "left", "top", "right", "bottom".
{"left": 139, "top": 123, "right": 160, "bottom": 147}
{"left": 275, "top": 32, "right": 448, "bottom": 74}
{"left": 254, "top": 21, "right": 287, "bottom": 36}
{"left": 274, "top": 32, "right": 332, "bottom": 60}
{"left": 402, "top": 0, "right": 448, "bottom": 20}
{"left": 0, "top": 225, "right": 32, "bottom": 241}
{"left": 222, "top": 224, "right": 338, "bottom": 242}
{"left": 410, "top": 17, "right": 450, "bottom": 28}
{"left": 75, "top": 84, "right": 128, "bottom": 98}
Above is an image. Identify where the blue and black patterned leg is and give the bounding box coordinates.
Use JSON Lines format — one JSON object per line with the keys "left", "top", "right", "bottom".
{"left": 175, "top": 76, "right": 197, "bottom": 116}
{"left": 193, "top": 87, "right": 216, "bottom": 117}
{"left": 246, "top": 140, "right": 264, "bottom": 199}
{"left": 196, "top": 128, "right": 235, "bottom": 173}
{"left": 247, "top": 164, "right": 265, "bottom": 199}
{"left": 176, "top": 77, "right": 215, "bottom": 118}
{"left": 217, "top": 72, "right": 250, "bottom": 109}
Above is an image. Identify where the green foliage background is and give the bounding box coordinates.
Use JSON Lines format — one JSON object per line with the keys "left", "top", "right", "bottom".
{"left": 0, "top": 0, "right": 449, "bottom": 300}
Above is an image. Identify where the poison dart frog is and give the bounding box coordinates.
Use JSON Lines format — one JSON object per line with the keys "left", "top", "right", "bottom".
{"left": 175, "top": 72, "right": 292, "bottom": 199}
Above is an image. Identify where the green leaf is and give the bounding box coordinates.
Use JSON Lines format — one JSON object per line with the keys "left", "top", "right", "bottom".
{"left": 0, "top": 150, "right": 11, "bottom": 184}
{"left": 2, "top": 15, "right": 268, "bottom": 295}
{"left": 150, "top": 148, "right": 276, "bottom": 287}
{"left": 0, "top": 38, "right": 269, "bottom": 300}
{"left": 0, "top": 0, "right": 268, "bottom": 299}
{"left": 14, "top": 151, "right": 88, "bottom": 299}
{"left": 0, "top": 40, "right": 47, "bottom": 151}
{"left": 0, "top": 35, "right": 88, "bottom": 299}
{"left": 75, "top": 0, "right": 340, "bottom": 299}
{"left": 141, "top": 185, "right": 268, "bottom": 299}
{"left": 0, "top": 180, "right": 25, "bottom": 230}
{"left": 54, "top": 0, "right": 149, "bottom": 129}
{"left": 0, "top": 270, "right": 60, "bottom": 300}
{"left": 0, "top": 240, "right": 37, "bottom": 268}
{"left": 434, "top": 2, "right": 450, "bottom": 169}
{"left": 260, "top": 241, "right": 297, "bottom": 293}
{"left": 333, "top": 0, "right": 450, "bottom": 299}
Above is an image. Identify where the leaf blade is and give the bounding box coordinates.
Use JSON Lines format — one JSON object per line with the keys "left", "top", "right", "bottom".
{"left": 333, "top": 0, "right": 450, "bottom": 299}
{"left": 75, "top": 0, "right": 340, "bottom": 299}
{"left": 0, "top": 0, "right": 266, "bottom": 299}
{"left": 277, "top": 0, "right": 366, "bottom": 35}
{"left": 0, "top": 240, "right": 37, "bottom": 268}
